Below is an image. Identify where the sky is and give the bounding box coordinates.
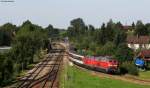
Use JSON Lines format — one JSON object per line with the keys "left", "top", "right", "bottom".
{"left": 0, "top": 0, "right": 150, "bottom": 28}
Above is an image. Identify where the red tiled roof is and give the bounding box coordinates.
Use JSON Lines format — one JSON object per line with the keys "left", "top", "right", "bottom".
{"left": 127, "top": 36, "right": 150, "bottom": 44}
{"left": 140, "top": 50, "right": 150, "bottom": 57}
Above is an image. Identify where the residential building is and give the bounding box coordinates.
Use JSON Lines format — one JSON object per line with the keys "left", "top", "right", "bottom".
{"left": 127, "top": 36, "right": 150, "bottom": 50}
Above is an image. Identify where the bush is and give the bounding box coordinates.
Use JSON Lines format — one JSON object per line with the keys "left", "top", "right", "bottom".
{"left": 120, "top": 62, "right": 139, "bottom": 76}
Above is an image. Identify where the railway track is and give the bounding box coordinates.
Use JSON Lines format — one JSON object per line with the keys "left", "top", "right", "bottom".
{"left": 31, "top": 52, "right": 63, "bottom": 88}
{"left": 41, "top": 53, "right": 63, "bottom": 88}
{"left": 17, "top": 54, "right": 54, "bottom": 88}
{"left": 17, "top": 50, "right": 64, "bottom": 88}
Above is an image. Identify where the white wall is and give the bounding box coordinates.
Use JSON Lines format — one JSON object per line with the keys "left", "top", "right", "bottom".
{"left": 128, "top": 44, "right": 150, "bottom": 50}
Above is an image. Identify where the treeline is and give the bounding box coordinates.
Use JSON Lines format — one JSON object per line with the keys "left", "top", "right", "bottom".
{"left": 66, "top": 18, "right": 150, "bottom": 75}
{"left": 0, "top": 22, "right": 60, "bottom": 47}
{"left": 0, "top": 20, "right": 60, "bottom": 86}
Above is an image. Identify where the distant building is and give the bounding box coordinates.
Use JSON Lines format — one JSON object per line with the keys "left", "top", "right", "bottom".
{"left": 122, "top": 25, "right": 133, "bottom": 31}
{"left": 127, "top": 36, "right": 150, "bottom": 50}
{"left": 139, "top": 50, "right": 150, "bottom": 62}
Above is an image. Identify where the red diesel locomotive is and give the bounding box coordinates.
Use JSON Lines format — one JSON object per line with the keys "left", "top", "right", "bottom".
{"left": 68, "top": 52, "right": 119, "bottom": 73}
{"left": 83, "top": 56, "right": 119, "bottom": 73}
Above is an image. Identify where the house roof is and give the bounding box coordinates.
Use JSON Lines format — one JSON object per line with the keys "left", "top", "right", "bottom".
{"left": 127, "top": 36, "right": 150, "bottom": 44}
{"left": 123, "top": 25, "right": 132, "bottom": 31}
{"left": 140, "top": 50, "right": 150, "bottom": 57}
{"left": 123, "top": 25, "right": 132, "bottom": 30}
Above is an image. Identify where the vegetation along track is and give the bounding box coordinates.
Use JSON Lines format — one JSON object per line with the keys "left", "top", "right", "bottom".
{"left": 17, "top": 50, "right": 64, "bottom": 88}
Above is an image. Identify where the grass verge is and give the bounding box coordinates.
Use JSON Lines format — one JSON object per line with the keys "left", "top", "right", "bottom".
{"left": 60, "top": 64, "right": 150, "bottom": 88}
{"left": 138, "top": 71, "right": 150, "bottom": 80}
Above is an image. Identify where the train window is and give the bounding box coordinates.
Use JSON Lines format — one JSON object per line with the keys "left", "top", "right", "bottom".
{"left": 109, "top": 60, "right": 112, "bottom": 63}
{"left": 95, "top": 57, "right": 102, "bottom": 60}
{"left": 102, "top": 57, "right": 108, "bottom": 61}
{"left": 113, "top": 60, "right": 117, "bottom": 63}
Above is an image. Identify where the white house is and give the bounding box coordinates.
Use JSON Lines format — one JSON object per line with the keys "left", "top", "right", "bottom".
{"left": 127, "top": 36, "right": 150, "bottom": 51}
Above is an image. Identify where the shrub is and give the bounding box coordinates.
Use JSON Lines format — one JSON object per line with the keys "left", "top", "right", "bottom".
{"left": 119, "top": 62, "right": 139, "bottom": 76}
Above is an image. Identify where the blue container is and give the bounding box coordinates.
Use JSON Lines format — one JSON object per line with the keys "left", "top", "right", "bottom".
{"left": 135, "top": 57, "right": 145, "bottom": 67}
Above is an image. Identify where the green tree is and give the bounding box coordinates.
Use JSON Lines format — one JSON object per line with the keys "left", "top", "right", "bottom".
{"left": 115, "top": 22, "right": 123, "bottom": 30}
{"left": 68, "top": 18, "right": 87, "bottom": 37}
{"left": 132, "top": 22, "right": 135, "bottom": 29}
{"left": 105, "top": 19, "right": 115, "bottom": 41}
{"left": 145, "top": 23, "right": 150, "bottom": 35}
{"left": 11, "top": 20, "right": 49, "bottom": 70}
{"left": 115, "top": 44, "right": 134, "bottom": 63}
{"left": 0, "top": 30, "right": 4, "bottom": 46}
{"left": 45, "top": 24, "right": 59, "bottom": 38}
{"left": 0, "top": 53, "right": 14, "bottom": 86}
{"left": 88, "top": 25, "right": 95, "bottom": 35}
{"left": 134, "top": 20, "right": 148, "bottom": 36}
{"left": 98, "top": 42, "right": 115, "bottom": 55}
{"left": 0, "top": 23, "right": 17, "bottom": 46}
{"left": 98, "top": 23, "right": 107, "bottom": 45}
{"left": 113, "top": 31, "right": 127, "bottom": 47}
